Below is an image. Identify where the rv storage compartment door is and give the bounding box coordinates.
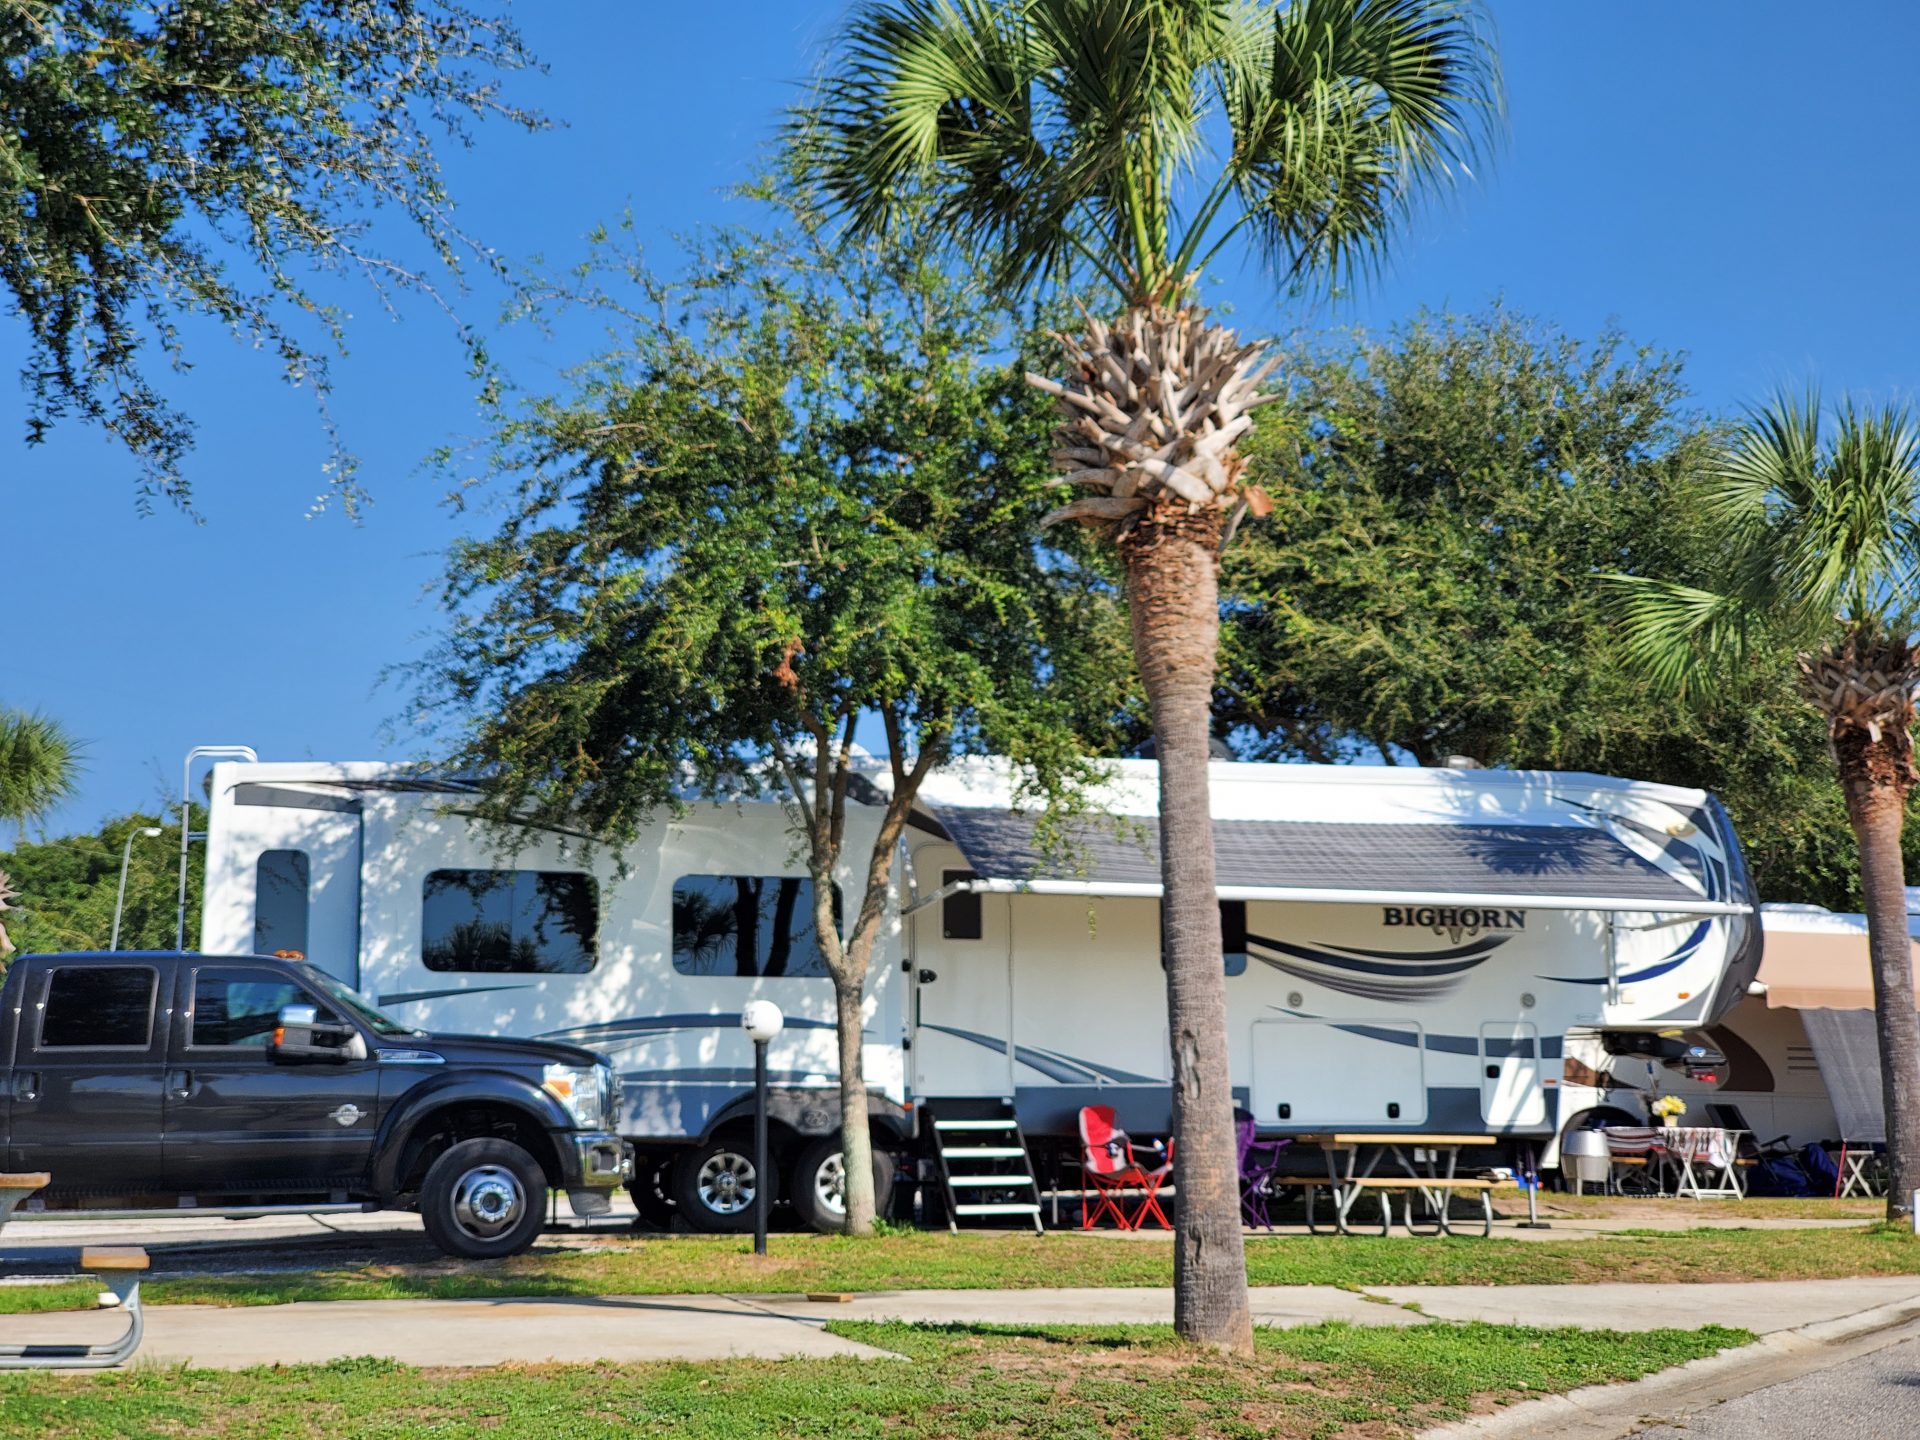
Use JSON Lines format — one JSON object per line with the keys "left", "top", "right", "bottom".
{"left": 1479, "top": 1022, "right": 1546, "bottom": 1129}
{"left": 1250, "top": 1019, "right": 1426, "bottom": 1128}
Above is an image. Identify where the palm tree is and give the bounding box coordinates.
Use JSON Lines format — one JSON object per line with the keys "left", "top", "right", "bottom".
{"left": 0, "top": 709, "right": 78, "bottom": 839}
{"left": 798, "top": 0, "right": 1499, "bottom": 1349}
{"left": 1611, "top": 392, "right": 1920, "bottom": 1226}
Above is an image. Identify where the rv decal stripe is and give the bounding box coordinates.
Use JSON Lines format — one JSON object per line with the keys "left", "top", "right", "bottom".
{"left": 1017, "top": 1042, "right": 1160, "bottom": 1086}
{"left": 1252, "top": 954, "right": 1469, "bottom": 1002}
{"left": 1546, "top": 920, "right": 1709, "bottom": 987}
{"left": 536, "top": 1013, "right": 839, "bottom": 1041}
{"left": 380, "top": 984, "right": 534, "bottom": 1006}
{"left": 1310, "top": 935, "right": 1511, "bottom": 964}
{"left": 618, "top": 1068, "right": 836, "bottom": 1086}
{"left": 918, "top": 1025, "right": 1159, "bottom": 1085}
{"left": 1244, "top": 933, "right": 1504, "bottom": 978}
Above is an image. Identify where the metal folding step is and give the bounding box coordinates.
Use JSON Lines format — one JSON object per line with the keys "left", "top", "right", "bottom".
{"left": 928, "top": 1102, "right": 1043, "bottom": 1234}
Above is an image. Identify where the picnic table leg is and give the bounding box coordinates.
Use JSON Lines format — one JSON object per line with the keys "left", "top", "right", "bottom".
{"left": 1436, "top": 1145, "right": 1489, "bottom": 1238}
{"left": 1332, "top": 1147, "right": 1391, "bottom": 1237}
{"left": 1397, "top": 1145, "right": 1442, "bottom": 1237}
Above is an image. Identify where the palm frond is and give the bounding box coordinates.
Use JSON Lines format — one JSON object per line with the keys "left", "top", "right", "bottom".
{"left": 1221, "top": 0, "right": 1501, "bottom": 288}
{"left": 1609, "top": 388, "right": 1920, "bottom": 704}
{"left": 796, "top": 0, "right": 1503, "bottom": 305}
{"left": 1603, "top": 576, "right": 1759, "bottom": 701}
{"left": 0, "top": 709, "right": 80, "bottom": 826}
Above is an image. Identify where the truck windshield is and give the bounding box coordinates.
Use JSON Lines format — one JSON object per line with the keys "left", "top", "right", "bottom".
{"left": 302, "top": 969, "right": 417, "bottom": 1038}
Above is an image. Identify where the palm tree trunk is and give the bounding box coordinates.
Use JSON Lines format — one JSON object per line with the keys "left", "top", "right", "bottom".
{"left": 1835, "top": 732, "right": 1920, "bottom": 1224}
{"left": 1122, "top": 504, "right": 1253, "bottom": 1356}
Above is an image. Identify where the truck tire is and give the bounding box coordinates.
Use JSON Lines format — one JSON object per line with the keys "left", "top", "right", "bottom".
{"left": 672, "top": 1136, "right": 775, "bottom": 1234}
{"left": 790, "top": 1136, "right": 896, "bottom": 1234}
{"left": 419, "top": 1138, "right": 548, "bottom": 1259}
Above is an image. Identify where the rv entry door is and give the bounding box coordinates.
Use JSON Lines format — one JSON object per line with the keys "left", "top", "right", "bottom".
{"left": 911, "top": 886, "right": 1014, "bottom": 1099}
{"left": 1479, "top": 1022, "right": 1546, "bottom": 1128}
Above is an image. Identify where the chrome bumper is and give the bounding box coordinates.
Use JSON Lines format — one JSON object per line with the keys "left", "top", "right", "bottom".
{"left": 569, "top": 1132, "right": 634, "bottom": 1188}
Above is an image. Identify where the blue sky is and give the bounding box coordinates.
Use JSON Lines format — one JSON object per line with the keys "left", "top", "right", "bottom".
{"left": 7, "top": 1, "right": 1920, "bottom": 835}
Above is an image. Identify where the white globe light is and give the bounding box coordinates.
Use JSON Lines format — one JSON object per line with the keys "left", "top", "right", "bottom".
{"left": 741, "top": 1000, "right": 785, "bottom": 1044}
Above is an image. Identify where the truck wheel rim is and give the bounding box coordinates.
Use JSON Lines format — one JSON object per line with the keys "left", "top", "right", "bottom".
{"left": 814, "top": 1153, "right": 846, "bottom": 1216}
{"left": 451, "top": 1165, "right": 525, "bottom": 1239}
{"left": 696, "top": 1152, "right": 757, "bottom": 1215}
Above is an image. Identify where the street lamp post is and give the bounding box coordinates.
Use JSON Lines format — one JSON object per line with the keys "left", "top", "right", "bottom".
{"left": 741, "top": 1000, "right": 785, "bottom": 1256}
{"left": 110, "top": 827, "right": 164, "bottom": 952}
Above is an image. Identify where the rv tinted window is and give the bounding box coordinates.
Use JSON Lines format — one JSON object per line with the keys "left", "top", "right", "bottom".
{"left": 254, "top": 849, "right": 311, "bottom": 957}
{"left": 941, "top": 869, "right": 982, "bottom": 940}
{"left": 40, "top": 966, "right": 157, "bottom": 1048}
{"left": 672, "top": 875, "right": 839, "bottom": 978}
{"left": 421, "top": 870, "right": 598, "bottom": 974}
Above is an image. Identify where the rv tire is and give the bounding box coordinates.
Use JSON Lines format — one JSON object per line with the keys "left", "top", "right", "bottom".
{"left": 672, "top": 1137, "right": 777, "bottom": 1234}
{"left": 790, "top": 1136, "right": 895, "bottom": 1234}
{"left": 419, "top": 1138, "right": 548, "bottom": 1259}
{"left": 628, "top": 1155, "right": 678, "bottom": 1231}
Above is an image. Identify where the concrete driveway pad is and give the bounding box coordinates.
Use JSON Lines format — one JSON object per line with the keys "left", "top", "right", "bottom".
{"left": 0, "top": 1294, "right": 895, "bottom": 1369}
{"left": 735, "top": 1285, "right": 1424, "bottom": 1329}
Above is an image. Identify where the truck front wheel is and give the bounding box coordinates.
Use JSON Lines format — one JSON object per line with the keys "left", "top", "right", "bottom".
{"left": 420, "top": 1138, "right": 547, "bottom": 1259}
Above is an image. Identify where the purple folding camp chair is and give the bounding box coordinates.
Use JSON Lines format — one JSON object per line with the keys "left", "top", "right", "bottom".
{"left": 1235, "top": 1108, "right": 1290, "bottom": 1230}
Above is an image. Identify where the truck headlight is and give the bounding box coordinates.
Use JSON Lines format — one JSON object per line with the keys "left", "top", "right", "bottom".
{"left": 543, "top": 1063, "right": 614, "bottom": 1130}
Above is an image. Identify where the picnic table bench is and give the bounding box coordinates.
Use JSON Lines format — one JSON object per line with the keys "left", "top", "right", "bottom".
{"left": 1294, "top": 1133, "right": 1501, "bottom": 1238}
{"left": 0, "top": 1173, "right": 148, "bottom": 1369}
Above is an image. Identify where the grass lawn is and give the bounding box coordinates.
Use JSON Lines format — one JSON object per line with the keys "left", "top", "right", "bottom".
{"left": 1, "top": 1224, "right": 1915, "bottom": 1314}
{"left": 1496, "top": 1192, "right": 1886, "bottom": 1223}
{"left": 0, "top": 1320, "right": 1753, "bottom": 1439}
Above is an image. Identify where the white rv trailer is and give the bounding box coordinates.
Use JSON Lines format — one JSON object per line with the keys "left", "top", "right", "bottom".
{"left": 201, "top": 756, "right": 1759, "bottom": 1230}
{"left": 1557, "top": 902, "right": 1920, "bottom": 1160}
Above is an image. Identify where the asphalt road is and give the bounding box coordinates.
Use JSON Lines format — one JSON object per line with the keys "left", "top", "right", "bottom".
{"left": 1635, "top": 1335, "right": 1920, "bottom": 1439}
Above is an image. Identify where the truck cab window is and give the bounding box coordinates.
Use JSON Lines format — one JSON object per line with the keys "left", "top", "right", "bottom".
{"left": 40, "top": 966, "right": 157, "bottom": 1048}
{"left": 193, "top": 969, "right": 336, "bottom": 1048}
{"left": 254, "top": 849, "right": 311, "bottom": 957}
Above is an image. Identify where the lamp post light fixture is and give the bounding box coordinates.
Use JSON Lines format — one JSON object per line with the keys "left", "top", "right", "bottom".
{"left": 111, "top": 827, "right": 165, "bottom": 952}
{"left": 741, "top": 1000, "right": 785, "bottom": 1255}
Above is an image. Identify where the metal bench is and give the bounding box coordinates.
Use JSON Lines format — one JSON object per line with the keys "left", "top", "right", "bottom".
{"left": 0, "top": 1174, "right": 149, "bottom": 1369}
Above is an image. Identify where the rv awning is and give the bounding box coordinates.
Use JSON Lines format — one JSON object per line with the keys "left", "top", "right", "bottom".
{"left": 919, "top": 808, "right": 1748, "bottom": 915}
{"left": 1801, "top": 1009, "right": 1888, "bottom": 1144}
{"left": 1757, "top": 928, "right": 1920, "bottom": 1010}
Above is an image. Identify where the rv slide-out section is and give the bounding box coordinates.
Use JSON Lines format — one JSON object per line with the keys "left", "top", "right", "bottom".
{"left": 1555, "top": 901, "right": 1920, "bottom": 1162}
{"left": 205, "top": 757, "right": 1756, "bottom": 1226}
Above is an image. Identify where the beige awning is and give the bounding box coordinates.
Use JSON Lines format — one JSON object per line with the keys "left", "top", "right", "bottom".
{"left": 1759, "top": 925, "right": 1920, "bottom": 1010}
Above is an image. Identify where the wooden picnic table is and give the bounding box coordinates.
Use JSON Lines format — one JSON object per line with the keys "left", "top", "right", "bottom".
{"left": 0, "top": 1172, "right": 148, "bottom": 1369}
{"left": 1291, "top": 1133, "right": 1501, "bottom": 1238}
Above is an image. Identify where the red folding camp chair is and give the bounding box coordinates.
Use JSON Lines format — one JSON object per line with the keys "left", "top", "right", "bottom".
{"left": 1078, "top": 1104, "right": 1174, "bottom": 1231}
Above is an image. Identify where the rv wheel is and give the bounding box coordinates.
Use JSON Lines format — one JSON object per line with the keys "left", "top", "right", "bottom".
{"left": 628, "top": 1156, "right": 677, "bottom": 1231}
{"left": 672, "top": 1137, "right": 777, "bottom": 1234}
{"left": 791, "top": 1136, "right": 896, "bottom": 1234}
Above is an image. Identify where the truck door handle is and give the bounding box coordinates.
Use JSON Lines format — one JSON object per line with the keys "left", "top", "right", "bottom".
{"left": 168, "top": 1069, "right": 195, "bottom": 1099}
{"left": 10, "top": 1072, "right": 38, "bottom": 1102}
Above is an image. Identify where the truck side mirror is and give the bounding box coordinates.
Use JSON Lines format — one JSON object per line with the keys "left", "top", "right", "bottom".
{"left": 271, "top": 1004, "right": 367, "bottom": 1064}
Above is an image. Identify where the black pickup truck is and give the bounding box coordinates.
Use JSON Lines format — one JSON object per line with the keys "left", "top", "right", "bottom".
{"left": 0, "top": 951, "right": 631, "bottom": 1258}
